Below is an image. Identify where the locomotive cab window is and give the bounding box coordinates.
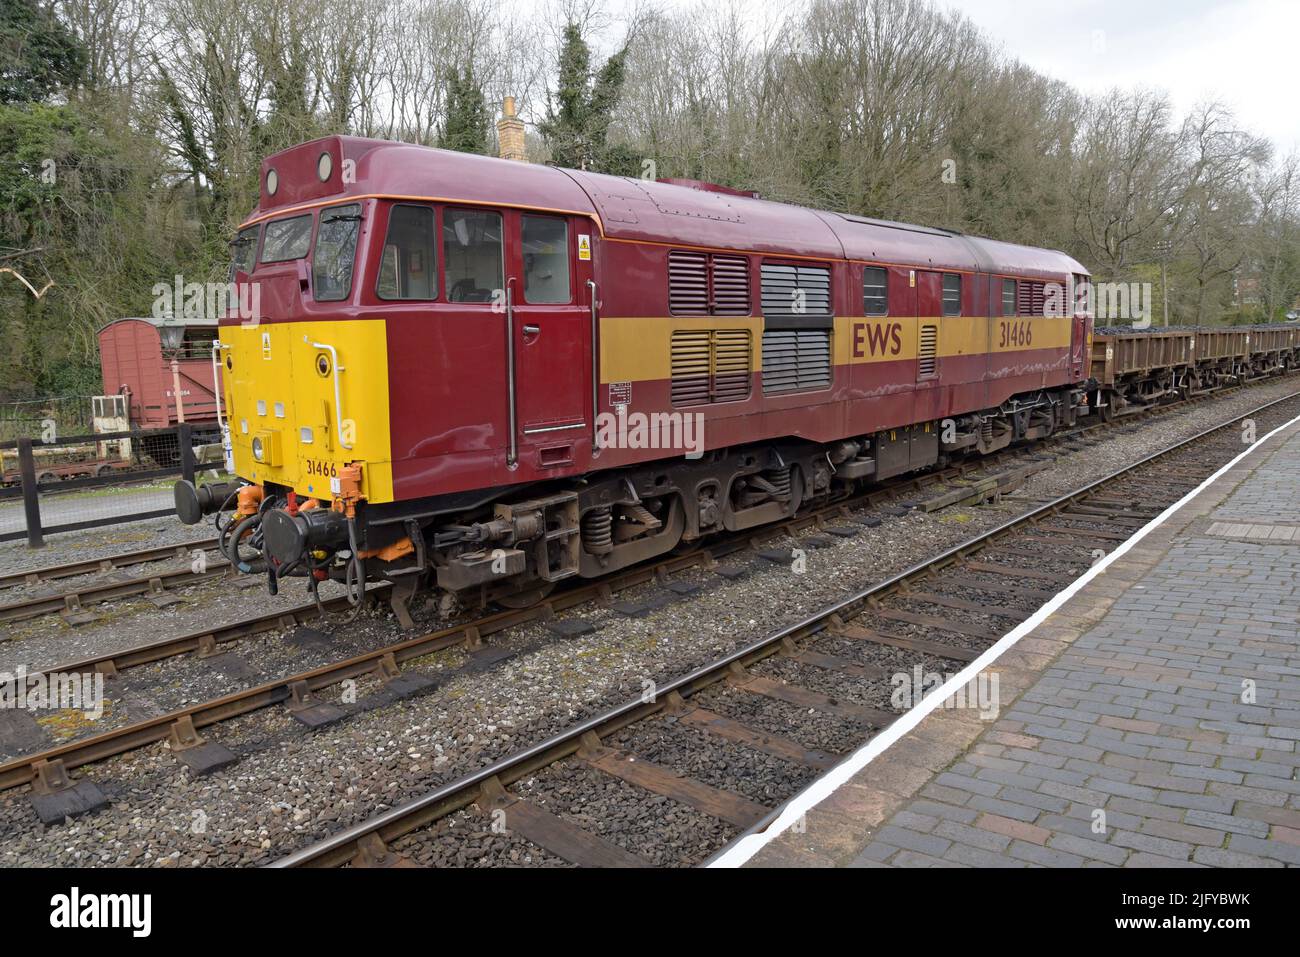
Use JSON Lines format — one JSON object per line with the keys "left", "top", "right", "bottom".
{"left": 229, "top": 226, "right": 258, "bottom": 280}
{"left": 377, "top": 205, "right": 436, "bottom": 301}
{"left": 444, "top": 208, "right": 503, "bottom": 303}
{"left": 261, "top": 214, "right": 313, "bottom": 264}
{"left": 228, "top": 226, "right": 259, "bottom": 312}
{"left": 863, "top": 266, "right": 888, "bottom": 316}
{"left": 942, "top": 273, "right": 961, "bottom": 316}
{"left": 1002, "top": 279, "right": 1016, "bottom": 317}
{"left": 313, "top": 203, "right": 362, "bottom": 302}
{"left": 522, "top": 215, "right": 570, "bottom": 304}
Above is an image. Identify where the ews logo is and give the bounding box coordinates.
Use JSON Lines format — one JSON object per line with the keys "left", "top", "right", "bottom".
{"left": 853, "top": 321, "right": 903, "bottom": 358}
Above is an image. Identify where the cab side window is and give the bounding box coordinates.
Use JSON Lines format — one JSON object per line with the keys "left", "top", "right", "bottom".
{"left": 863, "top": 266, "right": 888, "bottom": 316}
{"left": 942, "top": 273, "right": 962, "bottom": 316}
{"left": 522, "top": 215, "right": 571, "bottom": 303}
{"left": 444, "top": 208, "right": 503, "bottom": 303}
{"left": 1002, "top": 279, "right": 1016, "bottom": 317}
{"left": 377, "top": 205, "right": 436, "bottom": 301}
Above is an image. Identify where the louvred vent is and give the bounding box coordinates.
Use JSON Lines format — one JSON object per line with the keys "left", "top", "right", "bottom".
{"left": 671, "top": 329, "right": 752, "bottom": 405}
{"left": 1017, "top": 281, "right": 1047, "bottom": 317}
{"left": 669, "top": 250, "right": 750, "bottom": 315}
{"left": 669, "top": 251, "right": 709, "bottom": 313}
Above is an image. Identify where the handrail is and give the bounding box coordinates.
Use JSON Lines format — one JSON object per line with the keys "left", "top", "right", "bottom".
{"left": 589, "top": 278, "right": 601, "bottom": 455}
{"left": 311, "top": 341, "right": 353, "bottom": 450}
{"left": 210, "top": 340, "right": 225, "bottom": 430}
{"left": 505, "top": 277, "right": 518, "bottom": 467}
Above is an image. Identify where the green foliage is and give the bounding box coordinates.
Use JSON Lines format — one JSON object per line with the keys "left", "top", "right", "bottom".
{"left": 0, "top": 0, "right": 85, "bottom": 103}
{"left": 538, "top": 21, "right": 632, "bottom": 173}
{"left": 439, "top": 67, "right": 490, "bottom": 155}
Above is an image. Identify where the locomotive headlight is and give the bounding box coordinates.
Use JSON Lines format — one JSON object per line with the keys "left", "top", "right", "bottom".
{"left": 250, "top": 430, "right": 282, "bottom": 466}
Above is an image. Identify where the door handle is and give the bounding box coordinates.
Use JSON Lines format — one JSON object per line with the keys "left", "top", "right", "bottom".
{"left": 523, "top": 324, "right": 540, "bottom": 336}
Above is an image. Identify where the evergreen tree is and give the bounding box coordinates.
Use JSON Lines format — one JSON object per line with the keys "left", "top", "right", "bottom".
{"left": 538, "top": 21, "right": 635, "bottom": 173}
{"left": 439, "top": 67, "right": 489, "bottom": 155}
{"left": 0, "top": 0, "right": 86, "bottom": 103}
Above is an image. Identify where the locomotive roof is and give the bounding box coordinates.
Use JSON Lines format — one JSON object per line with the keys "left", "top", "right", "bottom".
{"left": 252, "top": 135, "right": 1086, "bottom": 280}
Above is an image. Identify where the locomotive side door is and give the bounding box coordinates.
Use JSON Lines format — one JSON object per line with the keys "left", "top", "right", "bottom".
{"left": 914, "top": 270, "right": 944, "bottom": 422}
{"left": 1071, "top": 274, "right": 1089, "bottom": 377}
{"left": 506, "top": 210, "right": 592, "bottom": 469}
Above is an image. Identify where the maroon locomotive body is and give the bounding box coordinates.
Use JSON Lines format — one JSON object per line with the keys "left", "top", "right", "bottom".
{"left": 176, "top": 135, "right": 1097, "bottom": 610}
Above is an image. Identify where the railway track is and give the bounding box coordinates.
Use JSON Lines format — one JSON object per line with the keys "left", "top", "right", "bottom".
{"left": 0, "top": 450, "right": 1029, "bottom": 795}
{"left": 0, "top": 556, "right": 231, "bottom": 625}
{"left": 0, "top": 374, "right": 1274, "bottom": 633}
{"left": 0, "top": 537, "right": 220, "bottom": 591}
{"left": 268, "top": 389, "right": 1300, "bottom": 868}
{"left": 0, "top": 377, "right": 1292, "bottom": 829}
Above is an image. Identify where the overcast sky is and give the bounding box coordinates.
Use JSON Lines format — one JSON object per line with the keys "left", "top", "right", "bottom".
{"left": 637, "top": 0, "right": 1299, "bottom": 156}
{"left": 930, "top": 0, "right": 1299, "bottom": 155}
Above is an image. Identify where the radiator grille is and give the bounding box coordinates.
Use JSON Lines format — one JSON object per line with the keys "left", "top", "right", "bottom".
{"left": 761, "top": 263, "right": 831, "bottom": 316}
{"left": 762, "top": 328, "right": 832, "bottom": 394}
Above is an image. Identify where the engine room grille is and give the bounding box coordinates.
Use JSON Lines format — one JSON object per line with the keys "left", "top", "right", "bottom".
{"left": 669, "top": 250, "right": 751, "bottom": 315}
{"left": 918, "top": 323, "right": 938, "bottom": 377}
{"left": 671, "top": 329, "right": 752, "bottom": 405}
{"left": 761, "top": 328, "right": 832, "bottom": 394}
{"left": 1017, "top": 280, "right": 1046, "bottom": 317}
{"left": 711, "top": 255, "right": 750, "bottom": 315}
{"left": 669, "top": 251, "right": 709, "bottom": 313}
{"left": 760, "top": 263, "right": 831, "bottom": 316}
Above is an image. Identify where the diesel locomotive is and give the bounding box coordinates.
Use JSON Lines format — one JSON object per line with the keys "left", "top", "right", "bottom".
{"left": 176, "top": 134, "right": 1100, "bottom": 614}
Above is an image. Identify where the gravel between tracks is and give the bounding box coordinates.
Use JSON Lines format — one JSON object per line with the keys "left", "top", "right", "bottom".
{"left": 0, "top": 379, "right": 1297, "bottom": 867}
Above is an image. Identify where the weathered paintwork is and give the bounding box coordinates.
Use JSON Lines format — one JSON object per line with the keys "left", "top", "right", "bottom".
{"left": 98, "top": 318, "right": 220, "bottom": 429}
{"left": 221, "top": 136, "right": 1093, "bottom": 508}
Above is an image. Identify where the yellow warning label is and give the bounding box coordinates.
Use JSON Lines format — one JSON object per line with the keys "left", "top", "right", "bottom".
{"left": 578, "top": 234, "right": 591, "bottom": 261}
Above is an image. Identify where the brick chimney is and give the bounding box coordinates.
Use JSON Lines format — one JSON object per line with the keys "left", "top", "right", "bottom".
{"left": 497, "top": 96, "right": 527, "bottom": 162}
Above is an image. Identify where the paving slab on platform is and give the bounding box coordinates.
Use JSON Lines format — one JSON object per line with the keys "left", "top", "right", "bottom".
{"left": 743, "top": 416, "right": 1300, "bottom": 868}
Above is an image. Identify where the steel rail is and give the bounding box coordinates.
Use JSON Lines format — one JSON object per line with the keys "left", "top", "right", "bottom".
{"left": 271, "top": 387, "right": 1300, "bottom": 868}
{"left": 4, "top": 377, "right": 1291, "bottom": 809}
{"left": 0, "top": 559, "right": 232, "bottom": 623}
{"left": 0, "top": 461, "right": 982, "bottom": 794}
{"left": 0, "top": 537, "right": 220, "bottom": 590}
{"left": 12, "top": 430, "right": 1052, "bottom": 703}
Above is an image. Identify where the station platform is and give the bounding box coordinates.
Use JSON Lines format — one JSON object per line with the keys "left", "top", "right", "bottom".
{"left": 731, "top": 413, "right": 1300, "bottom": 868}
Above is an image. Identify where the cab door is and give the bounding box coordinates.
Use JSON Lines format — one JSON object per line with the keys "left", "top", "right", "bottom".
{"left": 914, "top": 270, "right": 944, "bottom": 421}
{"left": 506, "top": 211, "right": 591, "bottom": 470}
{"left": 1071, "top": 274, "right": 1089, "bottom": 378}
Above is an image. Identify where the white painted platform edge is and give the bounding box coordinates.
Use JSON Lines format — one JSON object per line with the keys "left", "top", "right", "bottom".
{"left": 710, "top": 409, "right": 1300, "bottom": 868}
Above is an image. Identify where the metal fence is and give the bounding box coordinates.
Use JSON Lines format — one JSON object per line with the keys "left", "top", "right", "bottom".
{"left": 0, "top": 395, "right": 94, "bottom": 444}
{"left": 0, "top": 423, "right": 225, "bottom": 546}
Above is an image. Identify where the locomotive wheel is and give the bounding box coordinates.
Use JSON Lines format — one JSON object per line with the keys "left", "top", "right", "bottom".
{"left": 495, "top": 581, "right": 556, "bottom": 610}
